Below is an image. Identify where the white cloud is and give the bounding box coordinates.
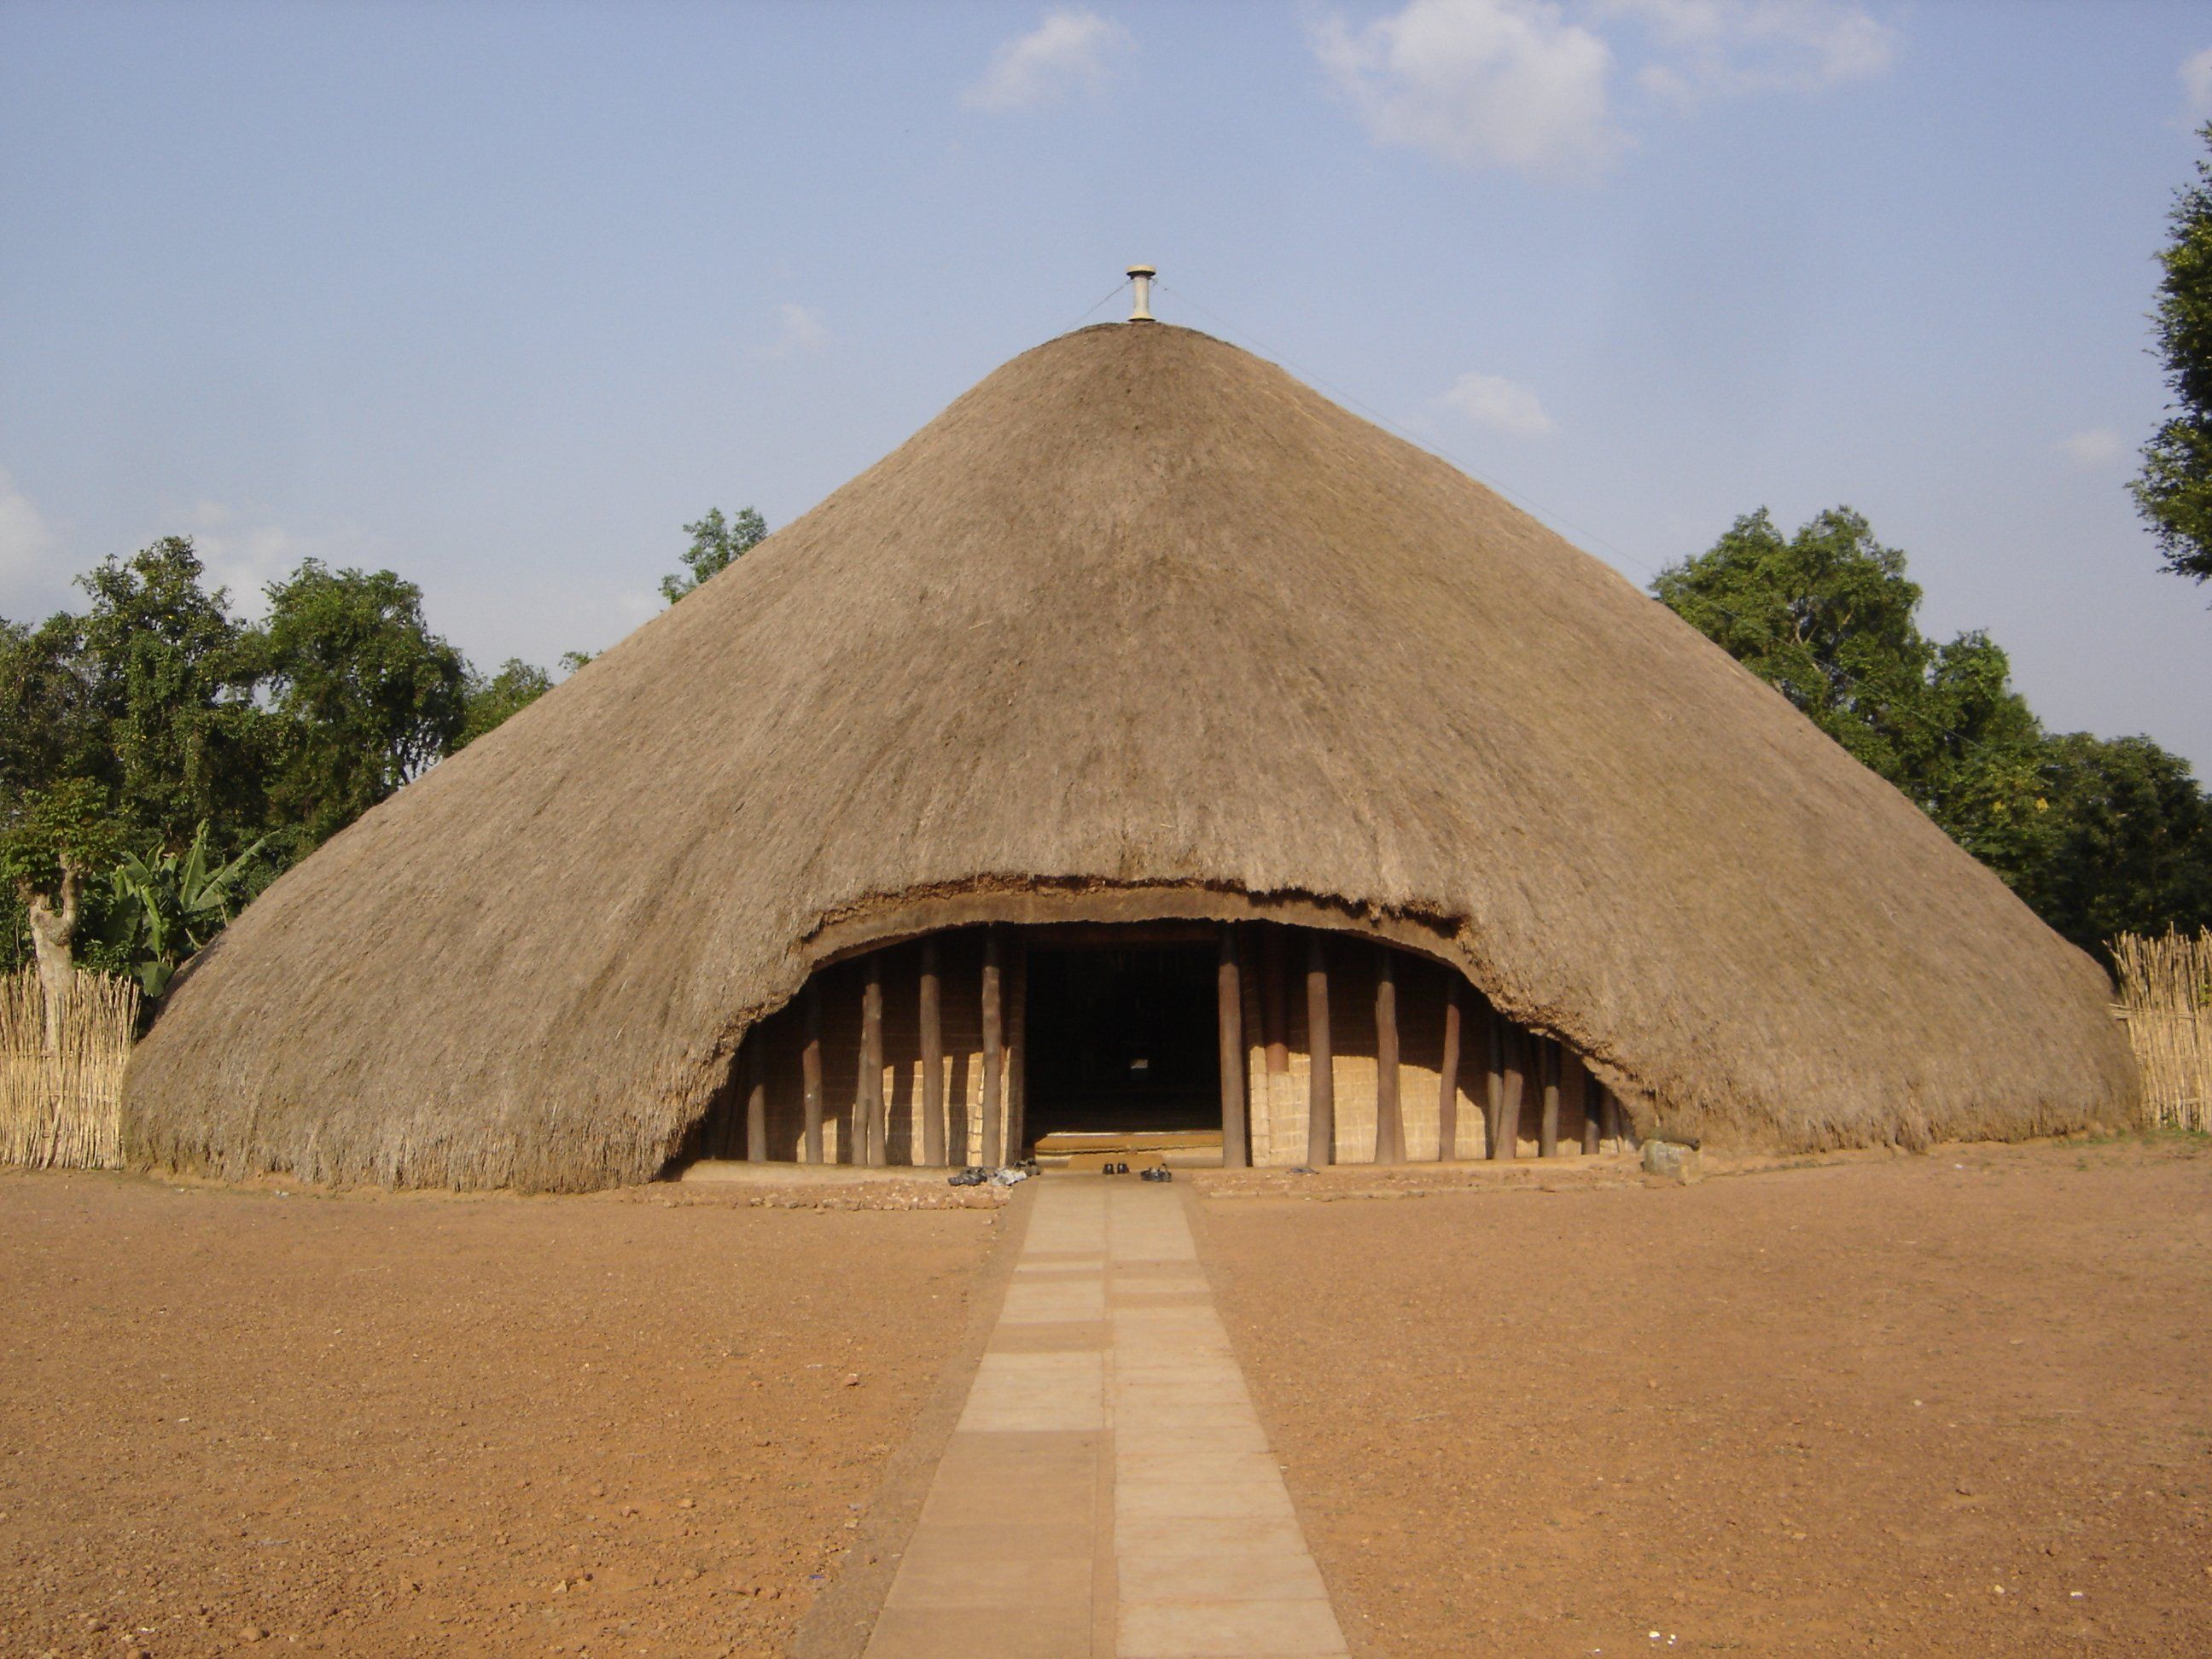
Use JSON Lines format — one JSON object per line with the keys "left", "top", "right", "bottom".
{"left": 964, "top": 9, "right": 1132, "bottom": 113}
{"left": 765, "top": 302, "right": 830, "bottom": 358}
{"left": 1313, "top": 0, "right": 1896, "bottom": 176}
{"left": 2184, "top": 46, "right": 2212, "bottom": 121}
{"left": 1315, "top": 0, "right": 1621, "bottom": 179}
{"left": 1442, "top": 370, "right": 1557, "bottom": 435}
{"left": 0, "top": 469, "right": 57, "bottom": 584}
{"left": 2058, "top": 428, "right": 2128, "bottom": 470}
{"left": 181, "top": 499, "right": 366, "bottom": 620}
{"left": 1601, "top": 0, "right": 1895, "bottom": 102}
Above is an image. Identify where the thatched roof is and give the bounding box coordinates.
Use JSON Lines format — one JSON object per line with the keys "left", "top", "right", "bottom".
{"left": 124, "top": 322, "right": 2135, "bottom": 1190}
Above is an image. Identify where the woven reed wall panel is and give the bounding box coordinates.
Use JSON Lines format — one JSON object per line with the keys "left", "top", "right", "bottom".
{"left": 733, "top": 934, "right": 999, "bottom": 1166}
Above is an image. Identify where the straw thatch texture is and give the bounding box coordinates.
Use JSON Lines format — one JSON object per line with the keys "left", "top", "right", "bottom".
{"left": 125, "top": 323, "right": 2133, "bottom": 1190}
{"left": 2113, "top": 931, "right": 2211, "bottom": 1132}
{"left": 1, "top": 969, "right": 139, "bottom": 1169}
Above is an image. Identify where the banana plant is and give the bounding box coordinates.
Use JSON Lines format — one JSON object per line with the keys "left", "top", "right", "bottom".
{"left": 108, "top": 822, "right": 265, "bottom": 998}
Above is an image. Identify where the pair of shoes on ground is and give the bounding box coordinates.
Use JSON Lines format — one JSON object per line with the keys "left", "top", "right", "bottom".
{"left": 1138, "top": 1166, "right": 1173, "bottom": 1183}
{"left": 948, "top": 1162, "right": 1040, "bottom": 1188}
{"left": 1099, "top": 1161, "right": 1132, "bottom": 1176}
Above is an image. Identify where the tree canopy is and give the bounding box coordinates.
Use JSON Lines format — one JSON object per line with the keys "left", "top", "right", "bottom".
{"left": 1656, "top": 508, "right": 2212, "bottom": 951}
{"left": 662, "top": 505, "right": 766, "bottom": 603}
{"left": 256, "top": 560, "right": 468, "bottom": 852}
{"left": 2133, "top": 122, "right": 2212, "bottom": 585}
{"left": 458, "top": 658, "right": 556, "bottom": 747}
{"left": 0, "top": 502, "right": 768, "bottom": 999}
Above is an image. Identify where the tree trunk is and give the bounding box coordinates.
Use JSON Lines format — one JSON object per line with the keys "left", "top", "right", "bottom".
{"left": 23, "top": 865, "right": 81, "bottom": 1056}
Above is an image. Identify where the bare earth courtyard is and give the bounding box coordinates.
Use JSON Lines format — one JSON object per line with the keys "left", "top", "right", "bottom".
{"left": 0, "top": 1178, "right": 999, "bottom": 1657}
{"left": 2, "top": 1138, "right": 2207, "bottom": 1656}
{"left": 1205, "top": 1137, "right": 2212, "bottom": 1656}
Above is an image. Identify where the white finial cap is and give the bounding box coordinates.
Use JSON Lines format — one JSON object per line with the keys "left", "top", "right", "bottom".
{"left": 1127, "top": 265, "right": 1156, "bottom": 323}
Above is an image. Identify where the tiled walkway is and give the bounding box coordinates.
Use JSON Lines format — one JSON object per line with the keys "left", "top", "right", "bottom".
{"left": 864, "top": 1175, "right": 1348, "bottom": 1659}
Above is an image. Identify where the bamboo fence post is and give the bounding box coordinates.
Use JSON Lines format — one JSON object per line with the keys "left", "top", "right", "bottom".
{"left": 2112, "top": 930, "right": 2211, "bottom": 1132}
{"left": 0, "top": 970, "right": 137, "bottom": 1171}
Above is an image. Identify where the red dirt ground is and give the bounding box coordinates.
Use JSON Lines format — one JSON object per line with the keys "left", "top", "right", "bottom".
{"left": 1202, "top": 1135, "right": 2212, "bottom": 1656}
{"left": 0, "top": 1173, "right": 998, "bottom": 1658}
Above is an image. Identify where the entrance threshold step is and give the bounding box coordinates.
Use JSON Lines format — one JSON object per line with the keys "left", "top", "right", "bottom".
{"left": 1033, "top": 1129, "right": 1224, "bottom": 1155}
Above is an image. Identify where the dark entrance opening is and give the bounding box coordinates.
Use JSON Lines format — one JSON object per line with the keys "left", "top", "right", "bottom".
{"left": 1022, "top": 943, "right": 1221, "bottom": 1142}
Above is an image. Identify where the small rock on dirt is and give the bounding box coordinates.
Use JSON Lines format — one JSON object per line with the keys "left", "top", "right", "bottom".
{"left": 1643, "top": 1141, "right": 1704, "bottom": 1184}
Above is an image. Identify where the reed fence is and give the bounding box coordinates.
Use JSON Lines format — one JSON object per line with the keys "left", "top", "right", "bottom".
{"left": 0, "top": 968, "right": 140, "bottom": 1169}
{"left": 2112, "top": 930, "right": 2212, "bottom": 1132}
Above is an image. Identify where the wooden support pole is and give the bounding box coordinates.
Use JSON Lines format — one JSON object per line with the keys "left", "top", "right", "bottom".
{"left": 981, "top": 930, "right": 1004, "bottom": 1168}
{"left": 1006, "top": 935, "right": 1028, "bottom": 1161}
{"left": 1260, "top": 928, "right": 1289, "bottom": 1160}
{"left": 1218, "top": 927, "right": 1249, "bottom": 1168}
{"left": 744, "top": 1034, "right": 768, "bottom": 1162}
{"left": 1568, "top": 1051, "right": 1596, "bottom": 1155}
{"left": 1262, "top": 927, "right": 1290, "bottom": 1082}
{"left": 1436, "top": 978, "right": 1462, "bottom": 1162}
{"left": 1538, "top": 1036, "right": 1560, "bottom": 1159}
{"left": 918, "top": 939, "right": 945, "bottom": 1167}
{"left": 1373, "top": 948, "right": 1404, "bottom": 1165}
{"left": 1495, "top": 1023, "right": 1525, "bottom": 1161}
{"left": 801, "top": 981, "right": 824, "bottom": 1165}
{"left": 1481, "top": 1002, "right": 1504, "bottom": 1158}
{"left": 860, "top": 954, "right": 886, "bottom": 1167}
{"left": 1305, "top": 934, "right": 1334, "bottom": 1167}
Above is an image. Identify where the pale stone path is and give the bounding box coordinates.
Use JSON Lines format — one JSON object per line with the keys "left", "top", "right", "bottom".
{"left": 864, "top": 1174, "right": 1348, "bottom": 1659}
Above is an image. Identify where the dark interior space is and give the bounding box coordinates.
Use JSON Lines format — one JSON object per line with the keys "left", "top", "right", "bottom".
{"left": 1023, "top": 944, "right": 1220, "bottom": 1140}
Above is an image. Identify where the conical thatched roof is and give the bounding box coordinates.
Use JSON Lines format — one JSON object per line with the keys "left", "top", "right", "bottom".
{"left": 125, "top": 323, "right": 2134, "bottom": 1190}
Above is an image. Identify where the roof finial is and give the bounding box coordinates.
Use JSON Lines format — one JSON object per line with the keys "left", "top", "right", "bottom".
{"left": 1126, "top": 265, "right": 1156, "bottom": 323}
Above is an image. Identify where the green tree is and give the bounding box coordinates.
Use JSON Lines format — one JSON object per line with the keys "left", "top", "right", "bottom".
{"left": 457, "top": 657, "right": 554, "bottom": 746}
{"left": 1651, "top": 509, "right": 2047, "bottom": 872}
{"left": 0, "top": 616, "right": 104, "bottom": 800}
{"left": 255, "top": 561, "right": 467, "bottom": 852}
{"left": 0, "top": 779, "right": 121, "bottom": 1046}
{"left": 2015, "top": 734, "right": 2212, "bottom": 951}
{"left": 55, "top": 538, "right": 268, "bottom": 851}
{"left": 662, "top": 505, "right": 766, "bottom": 603}
{"left": 2133, "top": 123, "right": 2212, "bottom": 585}
{"left": 1656, "top": 507, "right": 2212, "bottom": 947}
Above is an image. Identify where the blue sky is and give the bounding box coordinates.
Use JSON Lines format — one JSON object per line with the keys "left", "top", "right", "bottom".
{"left": 3, "top": 2, "right": 2209, "bottom": 768}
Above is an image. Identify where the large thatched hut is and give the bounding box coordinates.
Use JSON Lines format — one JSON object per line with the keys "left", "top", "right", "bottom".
{"left": 125, "top": 311, "right": 2134, "bottom": 1190}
